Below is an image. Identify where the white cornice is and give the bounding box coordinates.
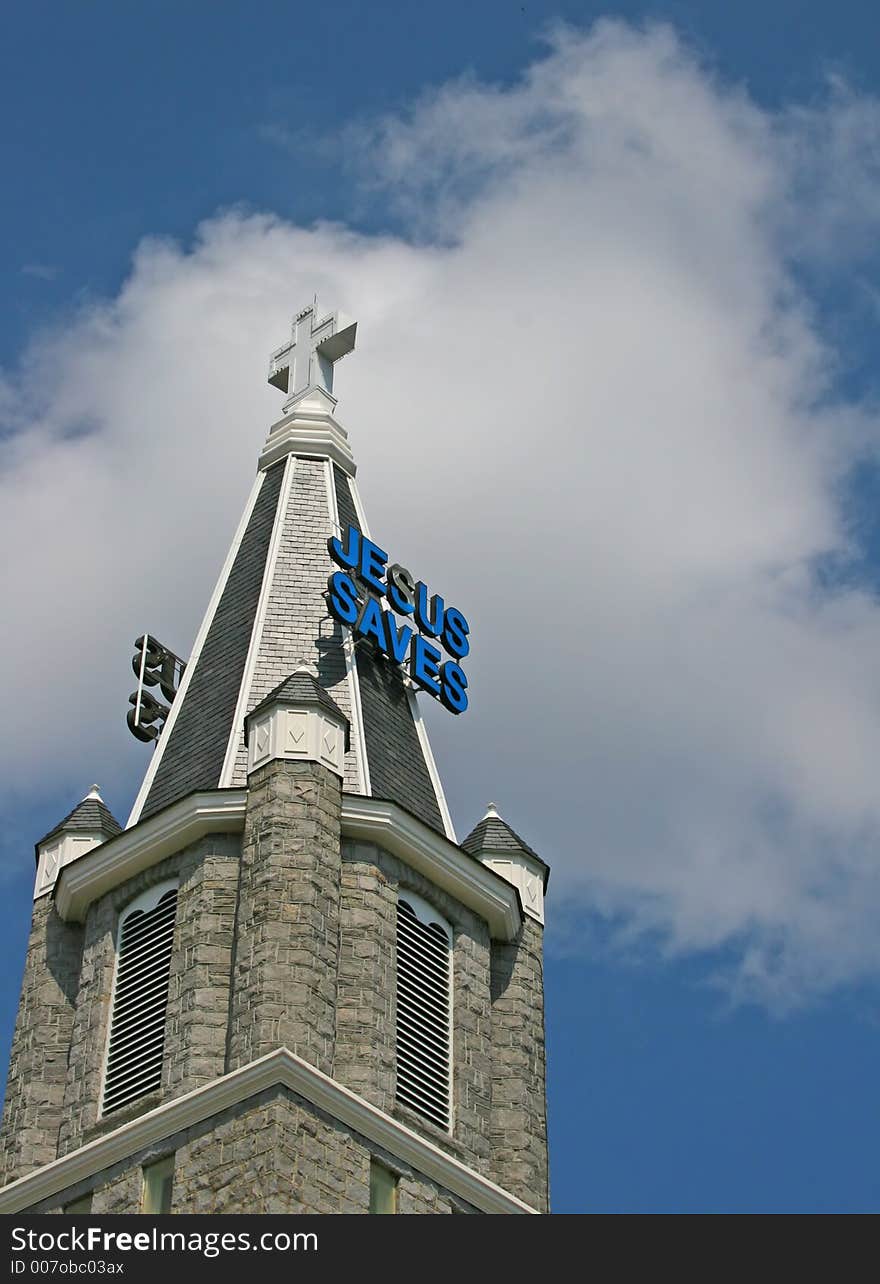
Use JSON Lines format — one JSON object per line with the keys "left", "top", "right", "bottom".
{"left": 0, "top": 1048, "right": 536, "bottom": 1215}
{"left": 340, "top": 795, "right": 521, "bottom": 941}
{"left": 53, "top": 790, "right": 520, "bottom": 940}
{"left": 55, "top": 792, "right": 248, "bottom": 923}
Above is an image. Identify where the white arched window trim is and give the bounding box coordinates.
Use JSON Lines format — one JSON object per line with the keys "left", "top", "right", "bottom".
{"left": 398, "top": 890, "right": 453, "bottom": 940}
{"left": 100, "top": 878, "right": 179, "bottom": 1117}
{"left": 395, "top": 890, "right": 453, "bottom": 1132}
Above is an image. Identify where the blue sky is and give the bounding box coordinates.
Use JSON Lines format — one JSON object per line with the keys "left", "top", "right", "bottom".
{"left": 4, "top": 1, "right": 880, "bottom": 1213}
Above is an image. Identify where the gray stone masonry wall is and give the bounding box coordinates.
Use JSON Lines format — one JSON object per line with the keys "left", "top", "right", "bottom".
{"left": 57, "top": 835, "right": 241, "bottom": 1158}
{"left": 334, "top": 845, "right": 395, "bottom": 1111}
{"left": 490, "top": 917, "right": 548, "bottom": 1211}
{"left": 163, "top": 837, "right": 240, "bottom": 1099}
{"left": 227, "top": 759, "right": 342, "bottom": 1075}
{"left": 335, "top": 839, "right": 493, "bottom": 1174}
{"left": 30, "top": 1087, "right": 479, "bottom": 1213}
{"left": 0, "top": 898, "right": 84, "bottom": 1184}
{"left": 2, "top": 780, "right": 547, "bottom": 1210}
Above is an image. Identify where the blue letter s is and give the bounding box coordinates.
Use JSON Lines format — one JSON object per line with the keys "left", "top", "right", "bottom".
{"left": 440, "top": 661, "right": 468, "bottom": 714}
{"left": 327, "top": 570, "right": 359, "bottom": 625}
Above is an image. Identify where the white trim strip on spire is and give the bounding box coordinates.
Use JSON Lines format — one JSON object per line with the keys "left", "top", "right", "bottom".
{"left": 322, "top": 454, "right": 338, "bottom": 538}
{"left": 218, "top": 455, "right": 297, "bottom": 788}
{"left": 325, "top": 459, "right": 371, "bottom": 795}
{"left": 345, "top": 633, "right": 371, "bottom": 795}
{"left": 408, "top": 689, "right": 456, "bottom": 843}
{"left": 125, "top": 472, "right": 266, "bottom": 828}
{"left": 347, "top": 471, "right": 373, "bottom": 540}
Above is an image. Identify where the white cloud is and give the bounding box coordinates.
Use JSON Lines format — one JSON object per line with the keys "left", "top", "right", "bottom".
{"left": 5, "top": 20, "right": 880, "bottom": 1007}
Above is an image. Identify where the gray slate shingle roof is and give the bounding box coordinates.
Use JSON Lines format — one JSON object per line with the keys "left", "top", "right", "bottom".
{"left": 140, "top": 459, "right": 286, "bottom": 821}
{"left": 461, "top": 811, "right": 549, "bottom": 884}
{"left": 246, "top": 670, "right": 349, "bottom": 744}
{"left": 36, "top": 794, "right": 123, "bottom": 853}
{"left": 129, "top": 452, "right": 449, "bottom": 837}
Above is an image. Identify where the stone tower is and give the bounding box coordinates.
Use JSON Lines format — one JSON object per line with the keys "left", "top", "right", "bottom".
{"left": 0, "top": 302, "right": 549, "bottom": 1215}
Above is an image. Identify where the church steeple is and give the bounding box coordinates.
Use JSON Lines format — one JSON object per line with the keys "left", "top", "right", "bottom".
{"left": 128, "top": 302, "right": 454, "bottom": 839}
{"left": 0, "top": 299, "right": 549, "bottom": 1216}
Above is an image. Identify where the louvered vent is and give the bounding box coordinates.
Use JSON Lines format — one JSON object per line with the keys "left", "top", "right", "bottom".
{"left": 395, "top": 895, "right": 452, "bottom": 1131}
{"left": 102, "top": 884, "right": 178, "bottom": 1115}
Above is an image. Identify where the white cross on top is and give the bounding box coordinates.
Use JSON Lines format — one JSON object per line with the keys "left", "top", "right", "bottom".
{"left": 268, "top": 300, "right": 358, "bottom": 409}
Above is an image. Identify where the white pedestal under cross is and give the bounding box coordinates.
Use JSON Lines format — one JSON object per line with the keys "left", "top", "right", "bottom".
{"left": 268, "top": 300, "right": 358, "bottom": 411}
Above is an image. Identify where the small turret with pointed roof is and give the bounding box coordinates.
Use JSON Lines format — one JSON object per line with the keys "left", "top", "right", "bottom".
{"left": 244, "top": 665, "right": 350, "bottom": 778}
{"left": 245, "top": 665, "right": 349, "bottom": 732}
{"left": 35, "top": 784, "right": 122, "bottom": 852}
{"left": 462, "top": 802, "right": 549, "bottom": 925}
{"left": 34, "top": 785, "right": 123, "bottom": 900}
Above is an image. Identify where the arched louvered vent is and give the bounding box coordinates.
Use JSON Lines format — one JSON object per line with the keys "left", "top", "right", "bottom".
{"left": 395, "top": 893, "right": 452, "bottom": 1131}
{"left": 102, "top": 882, "right": 178, "bottom": 1115}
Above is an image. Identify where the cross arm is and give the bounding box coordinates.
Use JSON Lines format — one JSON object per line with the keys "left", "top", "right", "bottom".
{"left": 268, "top": 341, "right": 294, "bottom": 393}
{"left": 316, "top": 316, "right": 357, "bottom": 363}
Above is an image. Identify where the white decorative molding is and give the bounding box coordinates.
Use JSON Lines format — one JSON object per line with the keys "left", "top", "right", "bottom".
{"left": 344, "top": 631, "right": 371, "bottom": 794}
{"left": 55, "top": 791, "right": 248, "bottom": 923}
{"left": 246, "top": 702, "right": 346, "bottom": 778}
{"left": 324, "top": 458, "right": 371, "bottom": 797}
{"left": 346, "top": 469, "right": 373, "bottom": 540}
{"left": 259, "top": 392, "right": 356, "bottom": 476}
{"left": 54, "top": 789, "right": 521, "bottom": 938}
{"left": 0, "top": 1048, "right": 536, "bottom": 1216}
{"left": 35, "top": 833, "right": 102, "bottom": 901}
{"left": 127, "top": 471, "right": 266, "bottom": 827}
{"left": 407, "top": 686, "right": 457, "bottom": 843}
{"left": 219, "top": 455, "right": 296, "bottom": 788}
{"left": 340, "top": 795, "right": 521, "bottom": 942}
{"left": 478, "top": 851, "right": 546, "bottom": 926}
